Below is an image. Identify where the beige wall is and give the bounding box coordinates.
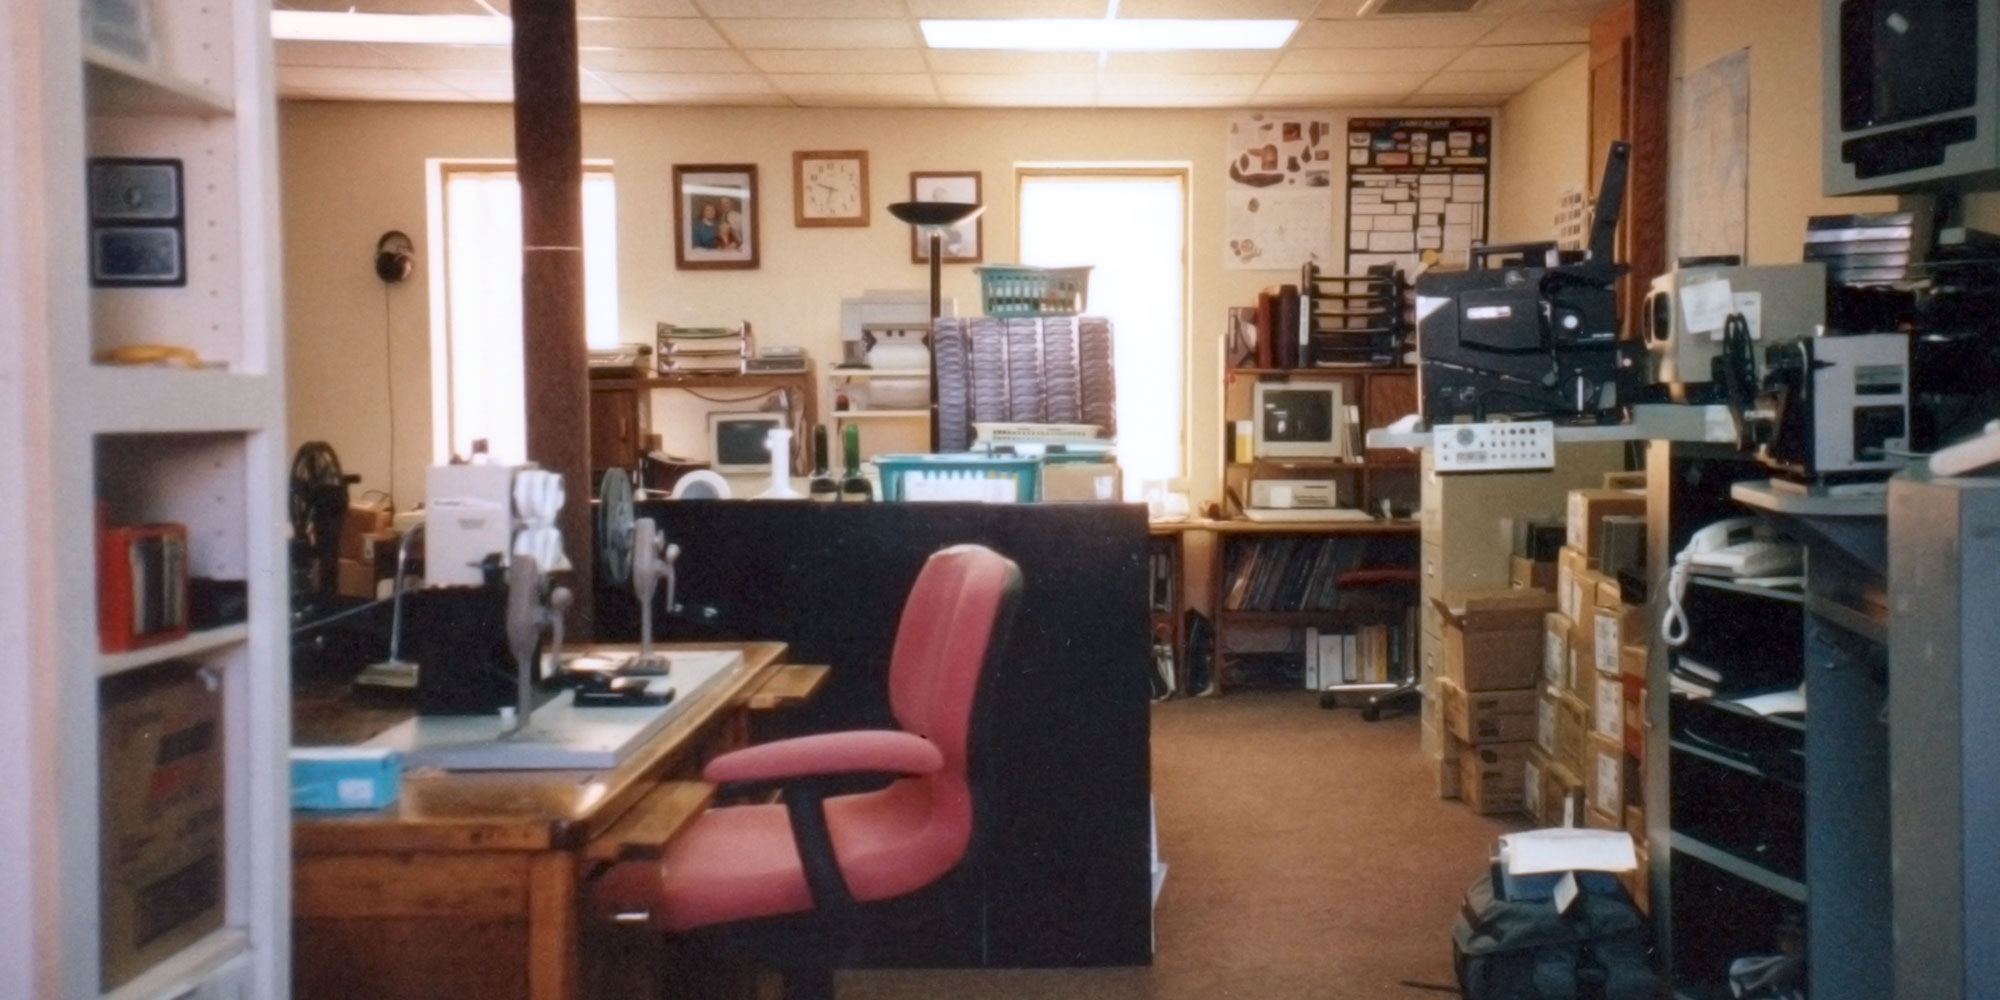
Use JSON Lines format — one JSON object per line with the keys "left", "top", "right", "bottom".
{"left": 1492, "top": 54, "right": 1590, "bottom": 245}
{"left": 280, "top": 100, "right": 1500, "bottom": 510}
{"left": 1671, "top": 0, "right": 1899, "bottom": 265}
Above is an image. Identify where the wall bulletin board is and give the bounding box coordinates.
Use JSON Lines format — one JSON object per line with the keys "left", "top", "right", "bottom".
{"left": 1344, "top": 116, "right": 1491, "bottom": 276}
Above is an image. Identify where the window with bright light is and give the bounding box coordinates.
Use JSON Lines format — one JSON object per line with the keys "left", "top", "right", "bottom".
{"left": 1018, "top": 171, "right": 1188, "bottom": 499}
{"left": 433, "top": 164, "right": 619, "bottom": 465}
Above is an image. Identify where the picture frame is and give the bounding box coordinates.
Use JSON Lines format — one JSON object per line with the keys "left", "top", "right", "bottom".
{"left": 673, "top": 163, "right": 759, "bottom": 270}
{"left": 87, "top": 157, "right": 184, "bottom": 287}
{"left": 908, "top": 171, "right": 982, "bottom": 264}
{"left": 793, "top": 150, "right": 869, "bottom": 228}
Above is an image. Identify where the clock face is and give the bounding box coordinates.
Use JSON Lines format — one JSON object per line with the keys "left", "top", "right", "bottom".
{"left": 794, "top": 151, "right": 868, "bottom": 227}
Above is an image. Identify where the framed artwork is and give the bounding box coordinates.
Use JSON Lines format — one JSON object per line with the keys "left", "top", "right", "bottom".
{"left": 793, "top": 150, "right": 869, "bottom": 228}
{"left": 87, "top": 157, "right": 184, "bottom": 287}
{"left": 908, "top": 171, "right": 982, "bottom": 264}
{"left": 673, "top": 163, "right": 759, "bottom": 270}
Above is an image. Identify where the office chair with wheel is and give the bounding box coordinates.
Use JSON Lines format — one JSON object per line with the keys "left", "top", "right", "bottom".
{"left": 592, "top": 543, "right": 1022, "bottom": 1000}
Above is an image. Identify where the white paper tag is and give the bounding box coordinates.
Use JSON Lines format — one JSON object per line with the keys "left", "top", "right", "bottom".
{"left": 1729, "top": 290, "right": 1764, "bottom": 340}
{"left": 1553, "top": 870, "right": 1580, "bottom": 914}
{"left": 337, "top": 777, "right": 375, "bottom": 806}
{"left": 1679, "top": 278, "right": 1735, "bottom": 335}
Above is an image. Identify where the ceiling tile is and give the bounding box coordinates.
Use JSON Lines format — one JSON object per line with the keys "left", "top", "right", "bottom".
{"left": 743, "top": 48, "right": 929, "bottom": 73}
{"left": 277, "top": 65, "right": 461, "bottom": 93}
{"left": 940, "top": 92, "right": 1095, "bottom": 107}
{"left": 379, "top": 43, "right": 515, "bottom": 70}
{"left": 1293, "top": 16, "right": 1499, "bottom": 48}
{"left": 715, "top": 18, "right": 917, "bottom": 48}
{"left": 1476, "top": 11, "right": 1593, "bottom": 45}
{"left": 273, "top": 41, "right": 405, "bottom": 68}
{"left": 1444, "top": 42, "right": 1585, "bottom": 72}
{"left": 575, "top": 17, "right": 728, "bottom": 47}
{"left": 623, "top": 90, "right": 793, "bottom": 105}
{"left": 1114, "top": 0, "right": 1321, "bottom": 15}
{"left": 767, "top": 74, "right": 938, "bottom": 97}
{"left": 695, "top": 0, "right": 906, "bottom": 15}
{"left": 413, "top": 68, "right": 630, "bottom": 99}
{"left": 793, "top": 92, "right": 943, "bottom": 107}
{"left": 597, "top": 71, "right": 777, "bottom": 95}
{"left": 1258, "top": 71, "right": 1431, "bottom": 96}
{"left": 1098, "top": 73, "right": 1264, "bottom": 98}
{"left": 478, "top": 0, "right": 704, "bottom": 12}
{"left": 925, "top": 50, "right": 1099, "bottom": 74}
{"left": 935, "top": 73, "right": 1097, "bottom": 98}
{"left": 1101, "top": 50, "right": 1279, "bottom": 74}
{"left": 906, "top": 0, "right": 1106, "bottom": 15}
{"left": 1417, "top": 68, "right": 1546, "bottom": 94}
{"left": 1273, "top": 46, "right": 1459, "bottom": 73}
{"left": 1102, "top": 93, "right": 1259, "bottom": 107}
{"left": 1398, "top": 93, "right": 1504, "bottom": 107}
{"left": 580, "top": 47, "right": 756, "bottom": 72}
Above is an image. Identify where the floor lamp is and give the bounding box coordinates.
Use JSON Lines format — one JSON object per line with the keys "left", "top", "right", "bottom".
{"left": 887, "top": 200, "right": 984, "bottom": 451}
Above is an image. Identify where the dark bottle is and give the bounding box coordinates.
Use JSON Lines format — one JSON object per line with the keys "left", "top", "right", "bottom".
{"left": 808, "top": 424, "right": 839, "bottom": 502}
{"left": 839, "top": 423, "right": 874, "bottom": 502}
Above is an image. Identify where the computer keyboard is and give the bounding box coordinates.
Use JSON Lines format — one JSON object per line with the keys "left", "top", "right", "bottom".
{"left": 1240, "top": 507, "right": 1376, "bottom": 523}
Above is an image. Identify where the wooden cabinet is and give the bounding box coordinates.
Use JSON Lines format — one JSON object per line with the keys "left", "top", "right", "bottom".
{"left": 588, "top": 383, "right": 645, "bottom": 474}
{"left": 1220, "top": 365, "right": 1420, "bottom": 519}
{"left": 589, "top": 370, "right": 817, "bottom": 477}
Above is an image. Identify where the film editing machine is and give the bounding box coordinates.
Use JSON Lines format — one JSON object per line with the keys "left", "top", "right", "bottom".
{"left": 1415, "top": 141, "right": 1639, "bottom": 425}
{"left": 362, "top": 463, "right": 740, "bottom": 770}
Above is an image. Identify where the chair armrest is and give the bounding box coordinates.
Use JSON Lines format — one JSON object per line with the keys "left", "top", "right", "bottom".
{"left": 703, "top": 730, "right": 943, "bottom": 786}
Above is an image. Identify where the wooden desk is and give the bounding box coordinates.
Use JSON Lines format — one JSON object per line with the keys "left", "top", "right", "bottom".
{"left": 292, "top": 642, "right": 789, "bottom": 1000}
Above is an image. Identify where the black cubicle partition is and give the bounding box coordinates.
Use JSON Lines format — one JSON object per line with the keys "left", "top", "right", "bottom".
{"left": 598, "top": 501, "right": 1155, "bottom": 969}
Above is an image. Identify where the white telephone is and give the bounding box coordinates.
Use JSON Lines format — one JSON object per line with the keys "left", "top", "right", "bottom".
{"left": 1661, "top": 517, "right": 1803, "bottom": 647}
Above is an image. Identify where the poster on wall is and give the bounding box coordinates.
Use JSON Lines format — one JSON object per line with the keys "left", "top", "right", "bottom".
{"left": 1675, "top": 48, "right": 1749, "bottom": 262}
{"left": 1224, "top": 111, "right": 1336, "bottom": 270}
{"left": 1343, "top": 117, "right": 1490, "bottom": 276}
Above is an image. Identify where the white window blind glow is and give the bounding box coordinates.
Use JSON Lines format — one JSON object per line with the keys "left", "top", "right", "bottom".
{"left": 1018, "top": 173, "right": 1187, "bottom": 499}
{"left": 435, "top": 167, "right": 618, "bottom": 465}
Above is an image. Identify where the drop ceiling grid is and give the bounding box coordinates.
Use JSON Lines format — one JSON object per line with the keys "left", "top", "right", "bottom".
{"left": 272, "top": 0, "right": 1609, "bottom": 106}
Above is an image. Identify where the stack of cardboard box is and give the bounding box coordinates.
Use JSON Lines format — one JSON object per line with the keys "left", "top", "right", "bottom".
{"left": 1525, "top": 476, "right": 1654, "bottom": 910}
{"left": 337, "top": 498, "right": 395, "bottom": 600}
{"left": 1434, "top": 587, "right": 1554, "bottom": 815}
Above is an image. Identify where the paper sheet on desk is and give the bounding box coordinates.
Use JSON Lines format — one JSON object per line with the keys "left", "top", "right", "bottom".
{"left": 1500, "top": 828, "right": 1638, "bottom": 874}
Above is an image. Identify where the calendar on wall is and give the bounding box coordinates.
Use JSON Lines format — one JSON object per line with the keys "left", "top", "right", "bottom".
{"left": 1344, "top": 116, "right": 1491, "bottom": 275}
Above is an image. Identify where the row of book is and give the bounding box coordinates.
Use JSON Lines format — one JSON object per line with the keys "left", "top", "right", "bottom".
{"left": 1303, "top": 623, "right": 1400, "bottom": 689}
{"left": 1221, "top": 536, "right": 1369, "bottom": 613}
{"left": 656, "top": 322, "right": 751, "bottom": 373}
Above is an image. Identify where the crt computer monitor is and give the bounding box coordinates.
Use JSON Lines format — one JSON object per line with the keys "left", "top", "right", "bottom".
{"left": 707, "top": 412, "right": 785, "bottom": 474}
{"left": 1252, "top": 382, "right": 1346, "bottom": 460}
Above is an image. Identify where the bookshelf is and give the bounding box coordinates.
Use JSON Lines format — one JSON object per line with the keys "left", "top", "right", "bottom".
{"left": 1, "top": 1, "right": 288, "bottom": 997}
{"left": 1219, "top": 363, "right": 1420, "bottom": 520}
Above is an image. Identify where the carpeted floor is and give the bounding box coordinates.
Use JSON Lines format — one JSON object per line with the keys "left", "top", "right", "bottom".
{"left": 837, "top": 690, "right": 1523, "bottom": 999}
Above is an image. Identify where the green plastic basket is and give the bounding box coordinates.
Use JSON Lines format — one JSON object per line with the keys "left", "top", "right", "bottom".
{"left": 976, "top": 265, "right": 1092, "bottom": 318}
{"left": 875, "top": 453, "right": 1041, "bottom": 503}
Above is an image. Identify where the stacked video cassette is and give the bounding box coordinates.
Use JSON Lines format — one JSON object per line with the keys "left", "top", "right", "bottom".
{"left": 1004, "top": 318, "right": 1046, "bottom": 424}
{"left": 932, "top": 318, "right": 972, "bottom": 453}
{"left": 968, "top": 316, "right": 1009, "bottom": 433}
{"left": 1078, "top": 316, "right": 1116, "bottom": 438}
{"left": 1041, "top": 316, "right": 1082, "bottom": 425}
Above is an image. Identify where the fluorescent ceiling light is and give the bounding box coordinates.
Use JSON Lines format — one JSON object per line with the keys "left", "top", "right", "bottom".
{"left": 920, "top": 18, "right": 1297, "bottom": 51}
{"left": 270, "top": 10, "right": 511, "bottom": 46}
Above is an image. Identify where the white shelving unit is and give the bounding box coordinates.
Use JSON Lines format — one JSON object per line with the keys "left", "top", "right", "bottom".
{"left": 826, "top": 368, "right": 931, "bottom": 454}
{"left": 2, "top": 2, "right": 288, "bottom": 998}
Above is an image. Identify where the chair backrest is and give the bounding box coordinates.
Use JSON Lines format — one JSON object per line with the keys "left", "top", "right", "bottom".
{"left": 886, "top": 544, "right": 1021, "bottom": 777}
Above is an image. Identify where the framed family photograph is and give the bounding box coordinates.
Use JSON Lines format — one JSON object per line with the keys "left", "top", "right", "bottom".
{"left": 909, "top": 171, "right": 982, "bottom": 264}
{"left": 673, "top": 163, "right": 758, "bottom": 270}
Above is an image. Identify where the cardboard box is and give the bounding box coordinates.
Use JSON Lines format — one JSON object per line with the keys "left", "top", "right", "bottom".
{"left": 1459, "top": 741, "right": 1533, "bottom": 815}
{"left": 1509, "top": 554, "right": 1557, "bottom": 591}
{"left": 1542, "top": 613, "right": 1571, "bottom": 688}
{"left": 1622, "top": 674, "right": 1649, "bottom": 760}
{"left": 1436, "top": 732, "right": 1463, "bottom": 800}
{"left": 337, "top": 557, "right": 377, "bottom": 600}
{"left": 1555, "top": 688, "right": 1592, "bottom": 777}
{"left": 1585, "top": 806, "right": 1623, "bottom": 831}
{"left": 1593, "top": 603, "right": 1644, "bottom": 677}
{"left": 1436, "top": 589, "right": 1556, "bottom": 691}
{"left": 100, "top": 664, "right": 225, "bottom": 990}
{"left": 1593, "top": 669, "right": 1624, "bottom": 741}
{"left": 1566, "top": 489, "right": 1646, "bottom": 564}
{"left": 1602, "top": 471, "right": 1647, "bottom": 491}
{"left": 1620, "top": 641, "right": 1648, "bottom": 680}
{"left": 1522, "top": 752, "right": 1546, "bottom": 825}
{"left": 1531, "top": 748, "right": 1586, "bottom": 827}
{"left": 1041, "top": 460, "right": 1122, "bottom": 502}
{"left": 1588, "top": 732, "right": 1625, "bottom": 816}
{"left": 1557, "top": 546, "right": 1586, "bottom": 618}
{"left": 1566, "top": 622, "right": 1596, "bottom": 702}
{"left": 1441, "top": 678, "right": 1539, "bottom": 744}
{"left": 1598, "top": 514, "right": 1648, "bottom": 584}
{"left": 341, "top": 499, "right": 392, "bottom": 560}
{"left": 1625, "top": 805, "right": 1648, "bottom": 846}
{"left": 1626, "top": 843, "right": 1652, "bottom": 914}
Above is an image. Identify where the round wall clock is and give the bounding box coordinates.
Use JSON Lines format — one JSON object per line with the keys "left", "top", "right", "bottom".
{"left": 793, "top": 150, "right": 869, "bottom": 228}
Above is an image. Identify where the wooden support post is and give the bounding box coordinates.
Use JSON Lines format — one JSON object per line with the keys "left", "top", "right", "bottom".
{"left": 512, "top": 0, "right": 593, "bottom": 633}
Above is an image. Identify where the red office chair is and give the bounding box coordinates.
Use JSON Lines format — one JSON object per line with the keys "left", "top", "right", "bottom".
{"left": 593, "top": 544, "right": 1022, "bottom": 1000}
